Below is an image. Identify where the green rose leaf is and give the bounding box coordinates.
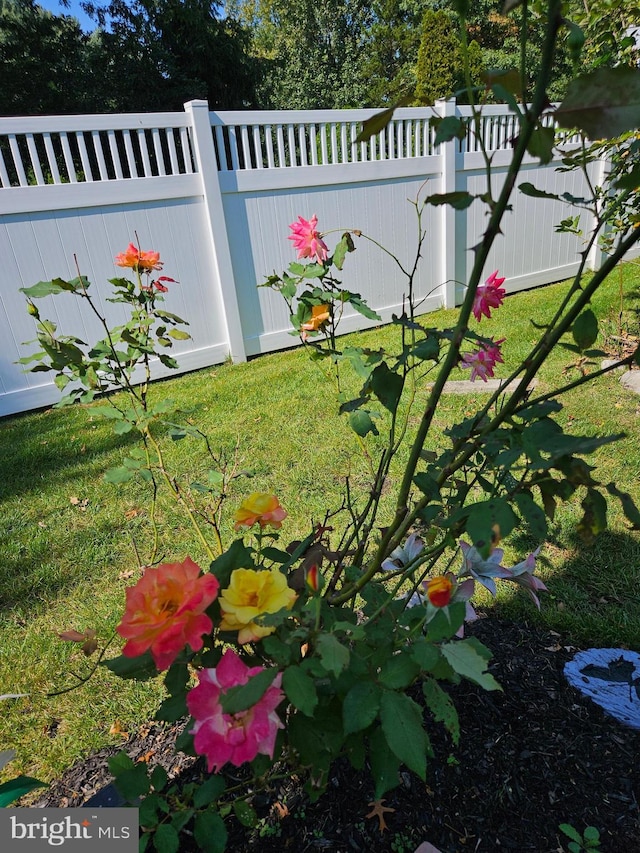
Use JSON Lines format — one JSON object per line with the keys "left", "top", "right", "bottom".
{"left": 440, "top": 638, "right": 502, "bottom": 691}
{"left": 422, "top": 676, "right": 460, "bottom": 745}
{"left": 102, "top": 651, "right": 158, "bottom": 681}
{"left": 555, "top": 67, "right": 640, "bottom": 139}
{"left": 233, "top": 800, "right": 258, "bottom": 827}
{"left": 0, "top": 776, "right": 47, "bottom": 807}
{"left": 380, "top": 691, "right": 429, "bottom": 780}
{"left": 210, "top": 538, "right": 255, "bottom": 588}
{"left": 104, "top": 466, "right": 136, "bottom": 484}
{"left": 577, "top": 488, "right": 608, "bottom": 544}
{"left": 343, "top": 682, "right": 381, "bottom": 734}
{"left": 349, "top": 409, "right": 379, "bottom": 437}
{"left": 518, "top": 182, "right": 561, "bottom": 201}
{"left": 20, "top": 278, "right": 81, "bottom": 298}
{"left": 168, "top": 329, "right": 191, "bottom": 340}
{"left": 465, "top": 498, "right": 519, "bottom": 552}
{"left": 316, "top": 634, "right": 350, "bottom": 677}
{"left": 432, "top": 116, "right": 467, "bottom": 146}
{"left": 526, "top": 125, "right": 555, "bottom": 164}
{"left": 369, "top": 362, "right": 403, "bottom": 413}
{"left": 572, "top": 309, "right": 598, "bottom": 351}
{"left": 356, "top": 107, "right": 395, "bottom": 143}
{"left": 219, "top": 668, "right": 278, "bottom": 715}
{"left": 514, "top": 491, "right": 548, "bottom": 540}
{"left": 379, "top": 650, "right": 420, "bottom": 690}
{"left": 193, "top": 810, "right": 228, "bottom": 853}
{"left": 369, "top": 725, "right": 401, "bottom": 800}
{"left": 109, "top": 761, "right": 151, "bottom": 802}
{"left": 193, "top": 775, "right": 226, "bottom": 809}
{"left": 282, "top": 666, "right": 318, "bottom": 716}
{"left": 426, "top": 191, "right": 475, "bottom": 210}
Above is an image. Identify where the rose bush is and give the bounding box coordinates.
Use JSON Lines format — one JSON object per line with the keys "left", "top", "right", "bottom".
{"left": 16, "top": 3, "right": 640, "bottom": 851}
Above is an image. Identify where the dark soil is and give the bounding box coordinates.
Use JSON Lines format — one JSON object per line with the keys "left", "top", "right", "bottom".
{"left": 34, "top": 617, "right": 640, "bottom": 853}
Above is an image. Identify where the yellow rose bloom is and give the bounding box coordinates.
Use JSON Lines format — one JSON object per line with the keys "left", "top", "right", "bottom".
{"left": 219, "top": 568, "right": 297, "bottom": 645}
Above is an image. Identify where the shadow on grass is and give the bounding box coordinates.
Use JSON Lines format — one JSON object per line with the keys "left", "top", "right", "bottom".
{"left": 0, "top": 511, "right": 135, "bottom": 614}
{"left": 0, "top": 404, "right": 140, "bottom": 502}
{"left": 505, "top": 526, "right": 640, "bottom": 649}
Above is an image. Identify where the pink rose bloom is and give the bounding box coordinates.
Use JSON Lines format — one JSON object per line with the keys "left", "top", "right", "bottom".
{"left": 460, "top": 338, "right": 505, "bottom": 382}
{"left": 473, "top": 270, "right": 506, "bottom": 321}
{"left": 187, "top": 649, "right": 284, "bottom": 772}
{"left": 117, "top": 557, "right": 219, "bottom": 671}
{"left": 288, "top": 215, "right": 329, "bottom": 263}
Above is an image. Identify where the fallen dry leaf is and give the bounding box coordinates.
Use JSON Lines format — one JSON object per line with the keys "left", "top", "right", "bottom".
{"left": 69, "top": 496, "right": 89, "bottom": 510}
{"left": 272, "top": 801, "right": 289, "bottom": 819}
{"left": 124, "top": 508, "right": 143, "bottom": 520}
{"left": 58, "top": 628, "right": 97, "bottom": 656}
{"left": 109, "top": 720, "right": 129, "bottom": 739}
{"left": 118, "top": 569, "right": 135, "bottom": 581}
{"left": 366, "top": 799, "right": 395, "bottom": 833}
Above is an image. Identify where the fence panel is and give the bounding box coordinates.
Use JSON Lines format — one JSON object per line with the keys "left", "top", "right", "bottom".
{"left": 1, "top": 100, "right": 633, "bottom": 418}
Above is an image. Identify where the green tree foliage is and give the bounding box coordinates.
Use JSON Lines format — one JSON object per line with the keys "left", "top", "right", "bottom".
{"left": 83, "top": 0, "right": 260, "bottom": 109}
{"left": 359, "top": 0, "right": 425, "bottom": 106}
{"left": 226, "top": 0, "right": 373, "bottom": 108}
{"left": 414, "top": 7, "right": 483, "bottom": 105}
{"left": 0, "top": 0, "right": 92, "bottom": 114}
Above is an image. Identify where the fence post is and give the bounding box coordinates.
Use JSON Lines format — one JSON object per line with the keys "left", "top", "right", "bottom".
{"left": 436, "top": 98, "right": 460, "bottom": 308}
{"left": 184, "top": 99, "right": 247, "bottom": 363}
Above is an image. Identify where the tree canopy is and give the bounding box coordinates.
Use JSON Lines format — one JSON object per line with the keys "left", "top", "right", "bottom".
{"left": 1, "top": 0, "right": 637, "bottom": 115}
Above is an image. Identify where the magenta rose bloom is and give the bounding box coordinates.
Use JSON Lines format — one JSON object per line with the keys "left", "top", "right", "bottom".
{"left": 187, "top": 649, "right": 284, "bottom": 772}
{"left": 460, "top": 337, "right": 505, "bottom": 382}
{"left": 473, "top": 270, "right": 506, "bottom": 321}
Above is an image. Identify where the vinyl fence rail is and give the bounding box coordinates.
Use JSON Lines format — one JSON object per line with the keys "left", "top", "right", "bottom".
{"left": 0, "top": 99, "right": 626, "bottom": 417}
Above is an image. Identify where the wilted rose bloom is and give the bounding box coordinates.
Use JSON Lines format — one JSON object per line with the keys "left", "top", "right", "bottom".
{"left": 288, "top": 215, "right": 329, "bottom": 263}
{"left": 506, "top": 548, "right": 547, "bottom": 608}
{"left": 382, "top": 532, "right": 425, "bottom": 572}
{"left": 473, "top": 270, "right": 506, "bottom": 321}
{"left": 425, "top": 575, "right": 454, "bottom": 607}
{"left": 301, "top": 304, "right": 330, "bottom": 340}
{"left": 458, "top": 539, "right": 512, "bottom": 596}
{"left": 219, "top": 568, "right": 297, "bottom": 645}
{"left": 141, "top": 276, "right": 176, "bottom": 294}
{"left": 460, "top": 338, "right": 505, "bottom": 382}
{"left": 234, "top": 493, "right": 287, "bottom": 531}
{"left": 115, "top": 243, "right": 163, "bottom": 272}
{"left": 188, "top": 648, "right": 284, "bottom": 773}
{"left": 117, "top": 557, "right": 219, "bottom": 670}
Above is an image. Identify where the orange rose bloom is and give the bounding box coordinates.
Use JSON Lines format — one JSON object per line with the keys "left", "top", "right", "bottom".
{"left": 117, "top": 557, "right": 219, "bottom": 670}
{"left": 234, "top": 493, "right": 287, "bottom": 531}
{"left": 115, "top": 243, "right": 163, "bottom": 272}
{"left": 425, "top": 575, "right": 454, "bottom": 608}
{"left": 300, "top": 304, "right": 330, "bottom": 340}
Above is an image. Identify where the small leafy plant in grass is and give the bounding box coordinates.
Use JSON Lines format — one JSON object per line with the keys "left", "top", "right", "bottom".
{"left": 8, "top": 4, "right": 640, "bottom": 852}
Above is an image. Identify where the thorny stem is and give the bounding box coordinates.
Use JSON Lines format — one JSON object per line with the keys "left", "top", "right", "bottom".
{"left": 332, "top": 0, "right": 565, "bottom": 603}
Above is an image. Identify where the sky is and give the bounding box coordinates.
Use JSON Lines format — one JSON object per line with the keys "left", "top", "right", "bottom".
{"left": 37, "top": 0, "right": 98, "bottom": 33}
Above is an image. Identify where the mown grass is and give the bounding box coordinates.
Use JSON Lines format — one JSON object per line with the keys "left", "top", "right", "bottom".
{"left": 1, "top": 261, "right": 639, "bottom": 785}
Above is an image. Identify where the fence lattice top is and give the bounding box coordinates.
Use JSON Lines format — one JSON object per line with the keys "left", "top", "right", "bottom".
{"left": 0, "top": 104, "right": 576, "bottom": 188}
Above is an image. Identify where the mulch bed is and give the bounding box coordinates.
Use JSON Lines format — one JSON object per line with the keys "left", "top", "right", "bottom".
{"left": 34, "top": 617, "right": 640, "bottom": 852}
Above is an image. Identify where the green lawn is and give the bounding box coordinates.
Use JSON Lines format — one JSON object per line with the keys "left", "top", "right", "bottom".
{"left": 1, "top": 261, "right": 640, "bottom": 785}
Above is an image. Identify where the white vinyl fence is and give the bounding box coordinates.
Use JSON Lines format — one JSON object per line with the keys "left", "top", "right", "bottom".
{"left": 0, "top": 99, "right": 622, "bottom": 417}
